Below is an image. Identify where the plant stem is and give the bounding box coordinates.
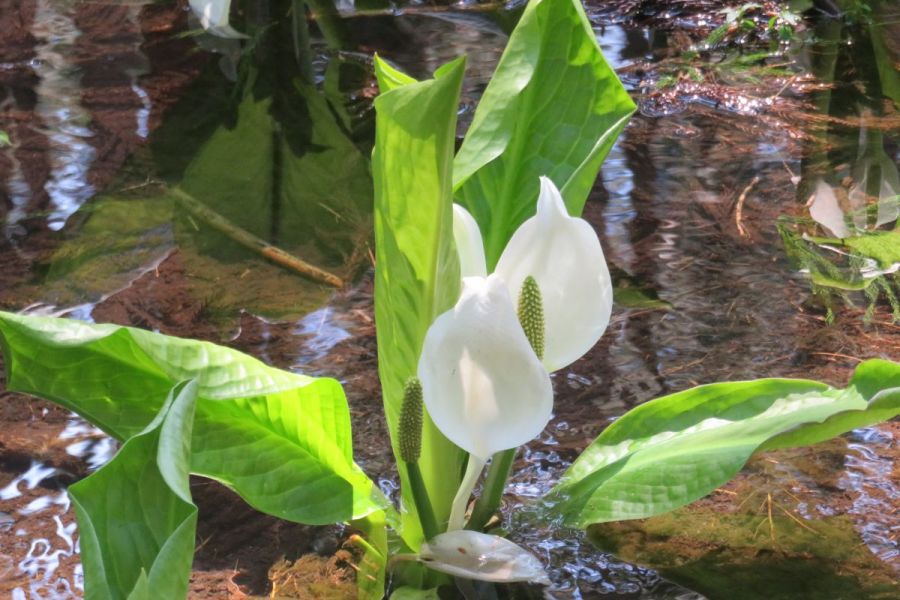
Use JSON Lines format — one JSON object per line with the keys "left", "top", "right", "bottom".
{"left": 447, "top": 456, "right": 486, "bottom": 531}
{"left": 347, "top": 534, "right": 384, "bottom": 563}
{"left": 406, "top": 460, "right": 440, "bottom": 541}
{"left": 465, "top": 448, "right": 516, "bottom": 531}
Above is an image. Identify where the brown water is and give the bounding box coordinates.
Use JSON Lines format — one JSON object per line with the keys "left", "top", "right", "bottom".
{"left": 0, "top": 1, "right": 898, "bottom": 598}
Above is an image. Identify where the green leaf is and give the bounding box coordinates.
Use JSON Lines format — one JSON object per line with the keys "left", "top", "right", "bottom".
{"left": 550, "top": 361, "right": 900, "bottom": 528}
{"left": 0, "top": 311, "right": 385, "bottom": 525}
{"left": 372, "top": 58, "right": 467, "bottom": 547}
{"left": 351, "top": 510, "right": 389, "bottom": 600}
{"left": 374, "top": 55, "right": 418, "bottom": 92}
{"left": 71, "top": 380, "right": 199, "bottom": 600}
{"left": 842, "top": 230, "right": 900, "bottom": 269}
{"left": 452, "top": 0, "right": 635, "bottom": 267}
{"left": 760, "top": 359, "right": 900, "bottom": 451}
{"left": 390, "top": 587, "right": 442, "bottom": 600}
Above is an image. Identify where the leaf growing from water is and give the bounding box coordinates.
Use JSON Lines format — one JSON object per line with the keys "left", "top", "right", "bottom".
{"left": 551, "top": 360, "right": 900, "bottom": 528}
{"left": 453, "top": 0, "right": 635, "bottom": 267}
{"left": 372, "top": 57, "right": 467, "bottom": 546}
{"left": 759, "top": 359, "right": 900, "bottom": 451}
{"left": 0, "top": 311, "right": 386, "bottom": 526}
{"left": 71, "top": 380, "right": 198, "bottom": 600}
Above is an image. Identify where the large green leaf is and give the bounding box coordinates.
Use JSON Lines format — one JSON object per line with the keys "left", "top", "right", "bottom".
{"left": 452, "top": 0, "right": 636, "bottom": 267}
{"left": 71, "top": 380, "right": 198, "bottom": 600}
{"left": 551, "top": 359, "right": 900, "bottom": 528}
{"left": 760, "top": 359, "right": 900, "bottom": 451}
{"left": 0, "top": 311, "right": 385, "bottom": 525}
{"left": 372, "top": 57, "right": 467, "bottom": 547}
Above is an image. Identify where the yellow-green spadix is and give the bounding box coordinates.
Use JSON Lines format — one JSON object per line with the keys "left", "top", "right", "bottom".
{"left": 453, "top": 176, "right": 613, "bottom": 372}
{"left": 417, "top": 275, "right": 553, "bottom": 463}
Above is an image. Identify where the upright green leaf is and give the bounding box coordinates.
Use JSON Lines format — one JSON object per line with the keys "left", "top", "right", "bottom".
{"left": 71, "top": 380, "right": 199, "bottom": 600}
{"left": 374, "top": 56, "right": 418, "bottom": 92}
{"left": 0, "top": 311, "right": 385, "bottom": 525}
{"left": 551, "top": 360, "right": 900, "bottom": 528}
{"left": 453, "top": 0, "right": 635, "bottom": 267}
{"left": 372, "top": 57, "right": 467, "bottom": 546}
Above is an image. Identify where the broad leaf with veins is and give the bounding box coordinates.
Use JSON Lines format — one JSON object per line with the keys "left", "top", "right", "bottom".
{"left": 0, "top": 311, "right": 387, "bottom": 526}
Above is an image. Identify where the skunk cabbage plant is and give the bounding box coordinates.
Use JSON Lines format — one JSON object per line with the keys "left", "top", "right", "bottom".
{"left": 1, "top": 0, "right": 899, "bottom": 598}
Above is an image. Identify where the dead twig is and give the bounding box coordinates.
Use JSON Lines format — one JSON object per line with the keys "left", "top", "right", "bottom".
{"left": 735, "top": 176, "right": 760, "bottom": 237}
{"left": 810, "top": 351, "right": 864, "bottom": 362}
{"left": 171, "top": 187, "right": 343, "bottom": 288}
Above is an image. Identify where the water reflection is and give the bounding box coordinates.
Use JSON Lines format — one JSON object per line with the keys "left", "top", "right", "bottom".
{"left": 31, "top": 0, "right": 96, "bottom": 231}
{"left": 779, "top": 2, "right": 899, "bottom": 320}
{"left": 841, "top": 427, "right": 900, "bottom": 566}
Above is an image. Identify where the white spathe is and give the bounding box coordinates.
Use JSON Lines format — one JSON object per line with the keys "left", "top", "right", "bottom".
{"left": 417, "top": 275, "right": 553, "bottom": 462}
{"left": 453, "top": 176, "right": 613, "bottom": 372}
{"left": 189, "top": 0, "right": 249, "bottom": 39}
{"left": 452, "top": 204, "right": 488, "bottom": 278}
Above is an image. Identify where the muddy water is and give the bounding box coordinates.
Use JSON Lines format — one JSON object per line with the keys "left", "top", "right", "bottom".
{"left": 1, "top": 1, "right": 898, "bottom": 599}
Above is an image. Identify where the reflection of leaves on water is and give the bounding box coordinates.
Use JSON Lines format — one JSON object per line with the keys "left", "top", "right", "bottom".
{"left": 777, "top": 212, "right": 899, "bottom": 324}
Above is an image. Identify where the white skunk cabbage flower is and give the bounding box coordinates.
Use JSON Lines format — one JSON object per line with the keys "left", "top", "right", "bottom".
{"left": 189, "top": 0, "right": 249, "bottom": 39}
{"left": 454, "top": 176, "right": 613, "bottom": 372}
{"left": 417, "top": 275, "right": 552, "bottom": 463}
{"left": 418, "top": 177, "right": 611, "bottom": 529}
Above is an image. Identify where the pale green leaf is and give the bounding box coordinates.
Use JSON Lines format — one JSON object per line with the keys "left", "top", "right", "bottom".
{"left": 374, "top": 55, "right": 418, "bottom": 92}
{"left": 372, "top": 58, "right": 468, "bottom": 547}
{"left": 760, "top": 358, "right": 900, "bottom": 451}
{"left": 551, "top": 361, "right": 900, "bottom": 528}
{"left": 71, "top": 380, "right": 199, "bottom": 600}
{"left": 842, "top": 230, "right": 900, "bottom": 268}
{"left": 453, "top": 0, "right": 635, "bottom": 267}
{"left": 0, "top": 311, "right": 385, "bottom": 525}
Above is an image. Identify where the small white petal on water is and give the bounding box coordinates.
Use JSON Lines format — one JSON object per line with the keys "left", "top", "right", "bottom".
{"left": 419, "top": 530, "right": 550, "bottom": 584}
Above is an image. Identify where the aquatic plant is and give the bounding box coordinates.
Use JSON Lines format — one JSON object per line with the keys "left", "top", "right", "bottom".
{"left": 1, "top": 0, "right": 899, "bottom": 598}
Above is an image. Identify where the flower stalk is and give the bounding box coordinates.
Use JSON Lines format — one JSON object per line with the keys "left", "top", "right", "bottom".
{"left": 448, "top": 455, "right": 487, "bottom": 531}
{"left": 399, "top": 378, "right": 440, "bottom": 540}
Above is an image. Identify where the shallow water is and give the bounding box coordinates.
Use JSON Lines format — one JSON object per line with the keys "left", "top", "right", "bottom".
{"left": 1, "top": 1, "right": 898, "bottom": 598}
